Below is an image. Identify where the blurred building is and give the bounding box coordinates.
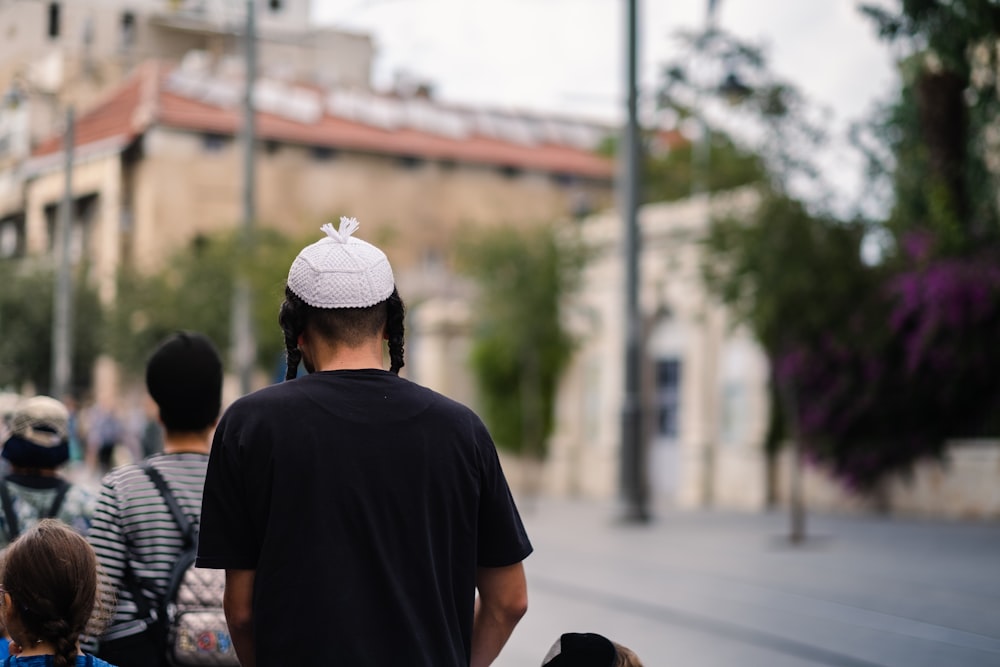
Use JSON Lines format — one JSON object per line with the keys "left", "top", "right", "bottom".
{"left": 409, "top": 189, "right": 771, "bottom": 512}
{"left": 545, "top": 189, "right": 772, "bottom": 510}
{"left": 0, "top": 0, "right": 373, "bottom": 155}
{"left": 0, "top": 58, "right": 612, "bottom": 305}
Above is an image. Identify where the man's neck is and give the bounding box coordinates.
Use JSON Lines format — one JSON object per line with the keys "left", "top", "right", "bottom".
{"left": 311, "top": 343, "right": 386, "bottom": 373}
{"left": 163, "top": 430, "right": 212, "bottom": 455}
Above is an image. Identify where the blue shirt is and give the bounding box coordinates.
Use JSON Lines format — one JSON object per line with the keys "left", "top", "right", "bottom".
{"left": 3, "top": 655, "right": 115, "bottom": 667}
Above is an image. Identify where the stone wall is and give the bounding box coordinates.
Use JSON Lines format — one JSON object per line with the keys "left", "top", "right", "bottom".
{"left": 775, "top": 440, "right": 1000, "bottom": 520}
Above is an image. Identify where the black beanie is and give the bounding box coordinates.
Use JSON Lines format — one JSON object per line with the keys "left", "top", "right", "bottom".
{"left": 541, "top": 633, "right": 617, "bottom": 667}
{"left": 146, "top": 332, "right": 223, "bottom": 433}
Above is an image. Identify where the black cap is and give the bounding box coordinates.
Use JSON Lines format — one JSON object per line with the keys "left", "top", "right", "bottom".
{"left": 542, "top": 633, "right": 617, "bottom": 667}
{"left": 146, "top": 332, "right": 223, "bottom": 433}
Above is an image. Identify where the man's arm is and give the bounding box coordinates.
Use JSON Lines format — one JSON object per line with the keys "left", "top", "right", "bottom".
{"left": 470, "top": 562, "right": 528, "bottom": 667}
{"left": 224, "top": 569, "right": 256, "bottom": 667}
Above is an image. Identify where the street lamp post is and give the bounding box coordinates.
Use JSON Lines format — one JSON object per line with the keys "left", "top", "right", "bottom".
{"left": 234, "top": 0, "right": 258, "bottom": 396}
{"left": 620, "top": 0, "right": 649, "bottom": 523}
{"left": 51, "top": 106, "right": 75, "bottom": 399}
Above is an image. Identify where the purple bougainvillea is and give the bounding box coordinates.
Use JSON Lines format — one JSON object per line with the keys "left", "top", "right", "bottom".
{"left": 775, "top": 247, "right": 1000, "bottom": 491}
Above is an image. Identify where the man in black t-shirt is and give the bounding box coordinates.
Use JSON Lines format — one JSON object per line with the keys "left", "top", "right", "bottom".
{"left": 197, "top": 217, "right": 532, "bottom": 667}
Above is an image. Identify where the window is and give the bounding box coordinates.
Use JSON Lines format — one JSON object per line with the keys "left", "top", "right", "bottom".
{"left": 120, "top": 12, "right": 136, "bottom": 50}
{"left": 0, "top": 217, "right": 23, "bottom": 258}
{"left": 498, "top": 165, "right": 522, "bottom": 179}
{"left": 310, "top": 146, "right": 337, "bottom": 161}
{"left": 551, "top": 172, "right": 576, "bottom": 187}
{"left": 201, "top": 133, "right": 227, "bottom": 152}
{"left": 44, "top": 195, "right": 96, "bottom": 264}
{"left": 654, "top": 359, "right": 682, "bottom": 439}
{"left": 397, "top": 155, "right": 424, "bottom": 170}
{"left": 47, "top": 3, "right": 60, "bottom": 39}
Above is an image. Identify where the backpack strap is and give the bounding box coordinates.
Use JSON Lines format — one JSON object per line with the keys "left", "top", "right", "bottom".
{"left": 119, "top": 463, "right": 196, "bottom": 631}
{"left": 0, "top": 477, "right": 71, "bottom": 543}
{"left": 140, "top": 464, "right": 197, "bottom": 547}
{"left": 45, "top": 478, "right": 70, "bottom": 519}
{"left": 0, "top": 479, "right": 20, "bottom": 541}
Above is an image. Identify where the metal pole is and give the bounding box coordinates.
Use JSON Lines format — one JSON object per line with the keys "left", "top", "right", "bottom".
{"left": 51, "top": 105, "right": 75, "bottom": 399}
{"left": 620, "top": 0, "right": 649, "bottom": 522}
{"left": 697, "top": 0, "right": 719, "bottom": 508}
{"left": 235, "top": 0, "right": 257, "bottom": 395}
{"left": 783, "top": 380, "right": 806, "bottom": 544}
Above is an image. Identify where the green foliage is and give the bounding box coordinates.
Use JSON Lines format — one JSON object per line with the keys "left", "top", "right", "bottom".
{"left": 699, "top": 2, "right": 1000, "bottom": 491}
{"left": 860, "top": 1, "right": 1000, "bottom": 76}
{"left": 657, "top": 27, "right": 827, "bottom": 194}
{"left": 0, "top": 261, "right": 103, "bottom": 396}
{"left": 703, "top": 193, "right": 876, "bottom": 355}
{"left": 598, "top": 131, "right": 766, "bottom": 204}
{"left": 859, "top": 1, "right": 1000, "bottom": 254}
{"left": 109, "top": 228, "right": 304, "bottom": 379}
{"left": 644, "top": 133, "right": 766, "bottom": 203}
{"left": 703, "top": 192, "right": 881, "bottom": 455}
{"left": 456, "top": 224, "right": 587, "bottom": 458}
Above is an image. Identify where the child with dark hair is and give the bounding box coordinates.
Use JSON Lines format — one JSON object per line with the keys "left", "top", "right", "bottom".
{"left": 541, "top": 633, "right": 644, "bottom": 667}
{"left": 0, "top": 518, "right": 116, "bottom": 667}
{"left": 88, "top": 332, "right": 224, "bottom": 667}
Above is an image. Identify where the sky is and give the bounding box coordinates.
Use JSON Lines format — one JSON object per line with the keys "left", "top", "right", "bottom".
{"left": 312, "top": 0, "right": 901, "bottom": 214}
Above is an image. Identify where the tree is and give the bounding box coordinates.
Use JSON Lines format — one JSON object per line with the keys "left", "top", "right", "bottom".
{"left": 456, "top": 224, "right": 587, "bottom": 460}
{"left": 860, "top": 0, "right": 1000, "bottom": 251}
{"left": 0, "top": 261, "right": 103, "bottom": 397}
{"left": 657, "top": 27, "right": 829, "bottom": 200}
{"left": 699, "top": 4, "right": 1000, "bottom": 496}
{"left": 109, "top": 228, "right": 306, "bottom": 381}
{"left": 597, "top": 130, "right": 767, "bottom": 204}
{"left": 703, "top": 192, "right": 885, "bottom": 501}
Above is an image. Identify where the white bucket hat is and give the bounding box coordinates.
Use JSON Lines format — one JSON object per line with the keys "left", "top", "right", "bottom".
{"left": 287, "top": 217, "right": 395, "bottom": 309}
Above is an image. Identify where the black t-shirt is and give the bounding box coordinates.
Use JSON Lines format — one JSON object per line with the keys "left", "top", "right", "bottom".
{"left": 197, "top": 369, "right": 533, "bottom": 666}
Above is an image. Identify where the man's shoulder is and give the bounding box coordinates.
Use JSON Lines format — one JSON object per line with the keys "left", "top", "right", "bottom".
{"left": 229, "top": 378, "right": 300, "bottom": 408}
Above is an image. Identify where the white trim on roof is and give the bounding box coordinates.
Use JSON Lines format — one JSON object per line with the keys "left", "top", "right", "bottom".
{"left": 23, "top": 135, "right": 129, "bottom": 179}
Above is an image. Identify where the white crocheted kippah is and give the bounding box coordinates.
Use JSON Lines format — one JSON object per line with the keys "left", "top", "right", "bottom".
{"left": 287, "top": 217, "right": 395, "bottom": 309}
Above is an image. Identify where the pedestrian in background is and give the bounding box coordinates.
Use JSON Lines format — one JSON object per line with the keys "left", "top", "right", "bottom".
{"left": 0, "top": 395, "right": 95, "bottom": 548}
{"left": 197, "top": 217, "right": 532, "bottom": 666}
{"left": 88, "top": 332, "right": 223, "bottom": 667}
{"left": 84, "top": 402, "right": 123, "bottom": 476}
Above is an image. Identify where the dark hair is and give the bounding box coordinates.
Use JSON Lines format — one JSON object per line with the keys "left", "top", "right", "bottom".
{"left": 145, "top": 332, "right": 223, "bottom": 433}
{"left": 0, "top": 519, "right": 99, "bottom": 667}
{"left": 278, "top": 285, "right": 405, "bottom": 380}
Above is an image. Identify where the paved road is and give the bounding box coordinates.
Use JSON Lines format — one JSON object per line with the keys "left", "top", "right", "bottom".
{"left": 496, "top": 498, "right": 1000, "bottom": 667}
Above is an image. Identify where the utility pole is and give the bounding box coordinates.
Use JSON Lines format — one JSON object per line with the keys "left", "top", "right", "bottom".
{"left": 620, "top": 0, "right": 649, "bottom": 522}
{"left": 51, "top": 106, "right": 75, "bottom": 399}
{"left": 234, "top": 0, "right": 258, "bottom": 395}
{"left": 697, "top": 0, "right": 719, "bottom": 509}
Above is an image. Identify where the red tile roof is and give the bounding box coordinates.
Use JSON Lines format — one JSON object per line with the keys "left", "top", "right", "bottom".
{"left": 33, "top": 63, "right": 151, "bottom": 158}
{"left": 33, "top": 63, "right": 614, "bottom": 180}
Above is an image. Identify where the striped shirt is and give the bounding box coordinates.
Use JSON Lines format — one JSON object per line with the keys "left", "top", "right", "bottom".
{"left": 87, "top": 452, "right": 208, "bottom": 641}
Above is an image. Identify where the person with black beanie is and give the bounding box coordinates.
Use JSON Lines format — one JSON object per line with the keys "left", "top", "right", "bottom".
{"left": 87, "top": 332, "right": 224, "bottom": 667}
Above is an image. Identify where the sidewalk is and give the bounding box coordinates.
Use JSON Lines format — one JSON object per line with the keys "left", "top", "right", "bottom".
{"left": 497, "top": 497, "right": 1000, "bottom": 667}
